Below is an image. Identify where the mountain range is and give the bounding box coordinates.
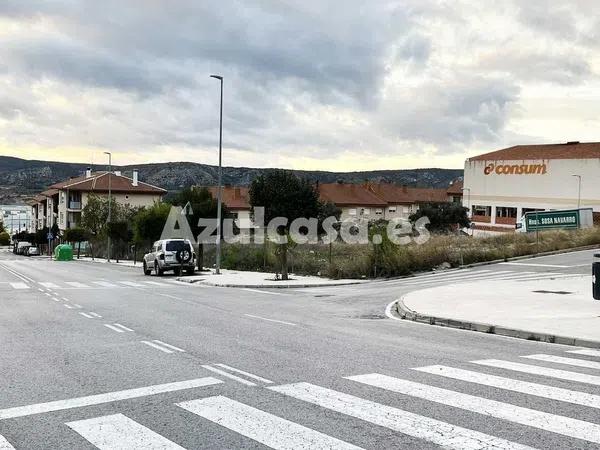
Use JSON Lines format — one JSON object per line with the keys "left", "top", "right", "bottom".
{"left": 0, "top": 156, "right": 463, "bottom": 204}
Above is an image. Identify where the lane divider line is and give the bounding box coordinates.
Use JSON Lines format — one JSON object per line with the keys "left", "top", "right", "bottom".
{"left": 201, "top": 365, "right": 257, "bottom": 386}
{"left": 79, "top": 312, "right": 94, "bottom": 319}
{"left": 140, "top": 341, "right": 174, "bottom": 354}
{"left": 243, "top": 314, "right": 297, "bottom": 326}
{"left": 213, "top": 363, "right": 273, "bottom": 384}
{"left": 151, "top": 340, "right": 185, "bottom": 353}
{"left": 104, "top": 324, "right": 126, "bottom": 333}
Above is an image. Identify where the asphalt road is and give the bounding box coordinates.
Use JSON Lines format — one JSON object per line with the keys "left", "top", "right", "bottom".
{"left": 0, "top": 248, "right": 598, "bottom": 449}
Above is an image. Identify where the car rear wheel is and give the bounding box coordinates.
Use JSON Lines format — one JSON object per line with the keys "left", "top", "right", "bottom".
{"left": 154, "top": 261, "right": 164, "bottom": 276}
{"left": 143, "top": 261, "right": 151, "bottom": 276}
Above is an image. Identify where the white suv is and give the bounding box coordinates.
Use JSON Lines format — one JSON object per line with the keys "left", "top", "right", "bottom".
{"left": 143, "top": 239, "right": 195, "bottom": 276}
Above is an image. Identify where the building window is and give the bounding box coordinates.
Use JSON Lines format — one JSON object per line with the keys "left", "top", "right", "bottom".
{"left": 375, "top": 208, "right": 383, "bottom": 215}
{"left": 361, "top": 208, "right": 370, "bottom": 215}
{"left": 388, "top": 206, "right": 397, "bottom": 213}
{"left": 496, "top": 207, "right": 517, "bottom": 218}
{"left": 403, "top": 206, "right": 410, "bottom": 214}
{"left": 348, "top": 208, "right": 357, "bottom": 216}
{"left": 472, "top": 205, "right": 491, "bottom": 216}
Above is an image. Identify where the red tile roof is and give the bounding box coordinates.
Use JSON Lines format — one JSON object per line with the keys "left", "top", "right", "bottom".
{"left": 205, "top": 186, "right": 250, "bottom": 210}
{"left": 318, "top": 183, "right": 387, "bottom": 207}
{"left": 468, "top": 142, "right": 600, "bottom": 161}
{"left": 50, "top": 172, "right": 166, "bottom": 194}
{"left": 365, "top": 183, "right": 449, "bottom": 204}
{"left": 446, "top": 179, "right": 463, "bottom": 195}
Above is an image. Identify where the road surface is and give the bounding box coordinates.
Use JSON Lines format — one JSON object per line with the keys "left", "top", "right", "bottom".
{"left": 0, "top": 248, "right": 597, "bottom": 449}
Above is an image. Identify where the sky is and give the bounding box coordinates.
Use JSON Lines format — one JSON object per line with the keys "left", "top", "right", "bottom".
{"left": 0, "top": 0, "right": 599, "bottom": 171}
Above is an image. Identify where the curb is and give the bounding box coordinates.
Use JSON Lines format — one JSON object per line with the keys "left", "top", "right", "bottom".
{"left": 175, "top": 277, "right": 366, "bottom": 288}
{"left": 392, "top": 297, "right": 600, "bottom": 349}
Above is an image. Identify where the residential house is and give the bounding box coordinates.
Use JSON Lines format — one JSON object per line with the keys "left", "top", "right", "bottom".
{"left": 30, "top": 169, "right": 166, "bottom": 232}
{"left": 317, "top": 183, "right": 388, "bottom": 220}
{"left": 362, "top": 183, "right": 449, "bottom": 220}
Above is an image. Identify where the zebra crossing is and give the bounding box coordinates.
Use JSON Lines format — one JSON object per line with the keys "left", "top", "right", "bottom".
{"left": 1, "top": 349, "right": 599, "bottom": 449}
{"left": 1, "top": 279, "right": 177, "bottom": 291}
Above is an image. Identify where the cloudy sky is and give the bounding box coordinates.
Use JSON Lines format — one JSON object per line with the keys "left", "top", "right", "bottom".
{"left": 0, "top": 1, "right": 599, "bottom": 171}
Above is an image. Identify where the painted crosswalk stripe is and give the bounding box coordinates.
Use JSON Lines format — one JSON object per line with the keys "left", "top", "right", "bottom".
{"left": 522, "top": 354, "right": 600, "bottom": 370}
{"left": 214, "top": 364, "right": 273, "bottom": 384}
{"left": 67, "top": 413, "right": 185, "bottom": 449}
{"left": 9, "top": 282, "right": 29, "bottom": 290}
{"left": 473, "top": 359, "right": 600, "bottom": 386}
{"left": 178, "top": 396, "right": 361, "bottom": 450}
{"left": 93, "top": 281, "right": 117, "bottom": 287}
{"left": 0, "top": 377, "right": 222, "bottom": 420}
{"left": 0, "top": 435, "right": 15, "bottom": 450}
{"left": 120, "top": 281, "right": 144, "bottom": 287}
{"left": 347, "top": 373, "right": 600, "bottom": 444}
{"left": 568, "top": 349, "right": 600, "bottom": 358}
{"left": 270, "top": 383, "right": 533, "bottom": 450}
{"left": 202, "top": 365, "right": 257, "bottom": 386}
{"left": 39, "top": 282, "right": 59, "bottom": 289}
{"left": 414, "top": 365, "right": 600, "bottom": 409}
{"left": 65, "top": 282, "right": 89, "bottom": 288}
{"left": 393, "top": 269, "right": 492, "bottom": 282}
{"left": 391, "top": 270, "right": 509, "bottom": 285}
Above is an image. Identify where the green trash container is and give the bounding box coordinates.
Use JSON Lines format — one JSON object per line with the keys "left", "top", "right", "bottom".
{"left": 54, "top": 244, "right": 73, "bottom": 261}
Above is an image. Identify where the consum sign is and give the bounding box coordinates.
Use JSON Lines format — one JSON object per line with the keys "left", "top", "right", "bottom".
{"left": 484, "top": 163, "right": 547, "bottom": 175}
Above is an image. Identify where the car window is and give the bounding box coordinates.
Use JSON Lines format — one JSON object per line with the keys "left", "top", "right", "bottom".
{"left": 165, "top": 241, "right": 191, "bottom": 252}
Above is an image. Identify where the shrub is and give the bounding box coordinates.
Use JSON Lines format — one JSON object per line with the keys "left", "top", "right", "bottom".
{"left": 0, "top": 231, "right": 10, "bottom": 246}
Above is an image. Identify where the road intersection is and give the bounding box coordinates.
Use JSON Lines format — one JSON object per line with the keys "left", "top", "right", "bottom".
{"left": 0, "top": 249, "right": 598, "bottom": 449}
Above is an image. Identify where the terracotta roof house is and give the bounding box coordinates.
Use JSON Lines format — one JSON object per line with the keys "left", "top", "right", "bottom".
{"left": 31, "top": 168, "right": 166, "bottom": 232}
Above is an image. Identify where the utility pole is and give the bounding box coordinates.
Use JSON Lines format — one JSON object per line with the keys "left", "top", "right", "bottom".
{"left": 210, "top": 75, "right": 224, "bottom": 275}
{"left": 104, "top": 152, "right": 112, "bottom": 262}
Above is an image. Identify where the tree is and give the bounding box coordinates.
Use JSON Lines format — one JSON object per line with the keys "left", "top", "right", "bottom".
{"left": 133, "top": 202, "right": 171, "bottom": 250}
{"left": 0, "top": 232, "right": 10, "bottom": 246}
{"left": 107, "top": 221, "right": 131, "bottom": 263}
{"left": 249, "top": 170, "right": 321, "bottom": 280}
{"left": 409, "top": 202, "right": 470, "bottom": 234}
{"left": 63, "top": 227, "right": 89, "bottom": 258}
{"left": 172, "top": 187, "right": 226, "bottom": 270}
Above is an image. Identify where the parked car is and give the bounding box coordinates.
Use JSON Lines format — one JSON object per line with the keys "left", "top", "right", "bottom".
{"left": 143, "top": 239, "right": 195, "bottom": 276}
{"left": 26, "top": 246, "right": 40, "bottom": 256}
{"left": 16, "top": 241, "right": 32, "bottom": 255}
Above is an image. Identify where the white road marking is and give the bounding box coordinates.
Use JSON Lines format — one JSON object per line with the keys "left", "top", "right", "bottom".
{"left": 64, "top": 282, "right": 89, "bottom": 288}
{"left": 392, "top": 270, "right": 512, "bottom": 285}
{"left": 568, "top": 349, "right": 600, "bottom": 358}
{"left": 144, "top": 281, "right": 170, "bottom": 287}
{"left": 52, "top": 297, "right": 61, "bottom": 302}
{"left": 93, "top": 281, "right": 117, "bottom": 287}
{"left": 43, "top": 292, "right": 51, "bottom": 296}
{"left": 89, "top": 312, "right": 102, "bottom": 318}
{"left": 415, "top": 365, "right": 600, "bottom": 409}
{"left": 270, "top": 383, "right": 533, "bottom": 450}
{"left": 242, "top": 288, "right": 288, "bottom": 296}
{"left": 0, "top": 377, "right": 222, "bottom": 420}
{"left": 79, "top": 312, "right": 94, "bottom": 319}
{"left": 392, "top": 269, "right": 492, "bottom": 282}
{"left": 140, "top": 341, "right": 174, "bottom": 353}
{"left": 522, "top": 354, "right": 600, "bottom": 370}
{"left": 243, "top": 314, "right": 297, "bottom": 326}
{"left": 39, "top": 282, "right": 59, "bottom": 289}
{"left": 111, "top": 323, "right": 134, "bottom": 332}
{"left": 0, "top": 435, "right": 15, "bottom": 450}
{"left": 9, "top": 282, "right": 28, "bottom": 290}
{"left": 157, "top": 293, "right": 182, "bottom": 300}
{"left": 63, "top": 304, "right": 74, "bottom": 309}
{"left": 499, "top": 262, "right": 570, "bottom": 268}
{"left": 104, "top": 324, "right": 126, "bottom": 333}
{"left": 120, "top": 281, "right": 144, "bottom": 287}
{"left": 67, "top": 413, "right": 184, "bottom": 450}
{"left": 348, "top": 373, "right": 600, "bottom": 443}
{"left": 151, "top": 340, "right": 185, "bottom": 352}
{"left": 202, "top": 365, "right": 257, "bottom": 386}
{"left": 72, "top": 304, "right": 82, "bottom": 308}
{"left": 62, "top": 297, "right": 69, "bottom": 302}
{"left": 214, "top": 364, "right": 273, "bottom": 384}
{"left": 37, "top": 288, "right": 44, "bottom": 292}
{"left": 473, "top": 359, "right": 600, "bottom": 386}
{"left": 178, "top": 396, "right": 361, "bottom": 450}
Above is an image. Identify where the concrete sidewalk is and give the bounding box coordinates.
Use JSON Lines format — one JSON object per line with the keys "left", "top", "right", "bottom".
{"left": 398, "top": 275, "right": 600, "bottom": 347}
{"left": 177, "top": 269, "right": 367, "bottom": 288}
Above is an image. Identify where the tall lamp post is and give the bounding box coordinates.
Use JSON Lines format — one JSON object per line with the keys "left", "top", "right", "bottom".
{"left": 572, "top": 174, "right": 582, "bottom": 209}
{"left": 461, "top": 187, "right": 472, "bottom": 236}
{"left": 104, "top": 152, "right": 112, "bottom": 262}
{"left": 210, "top": 74, "right": 223, "bottom": 275}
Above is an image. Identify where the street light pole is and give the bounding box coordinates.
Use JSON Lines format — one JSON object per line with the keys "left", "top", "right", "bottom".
{"left": 104, "top": 152, "right": 112, "bottom": 262}
{"left": 210, "top": 74, "right": 224, "bottom": 275}
{"left": 572, "top": 174, "right": 581, "bottom": 209}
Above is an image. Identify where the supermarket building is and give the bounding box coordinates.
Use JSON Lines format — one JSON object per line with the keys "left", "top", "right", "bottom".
{"left": 463, "top": 141, "right": 600, "bottom": 233}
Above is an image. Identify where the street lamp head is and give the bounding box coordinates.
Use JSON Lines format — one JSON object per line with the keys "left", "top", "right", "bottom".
{"left": 103, "top": 151, "right": 111, "bottom": 155}
{"left": 210, "top": 75, "right": 223, "bottom": 80}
